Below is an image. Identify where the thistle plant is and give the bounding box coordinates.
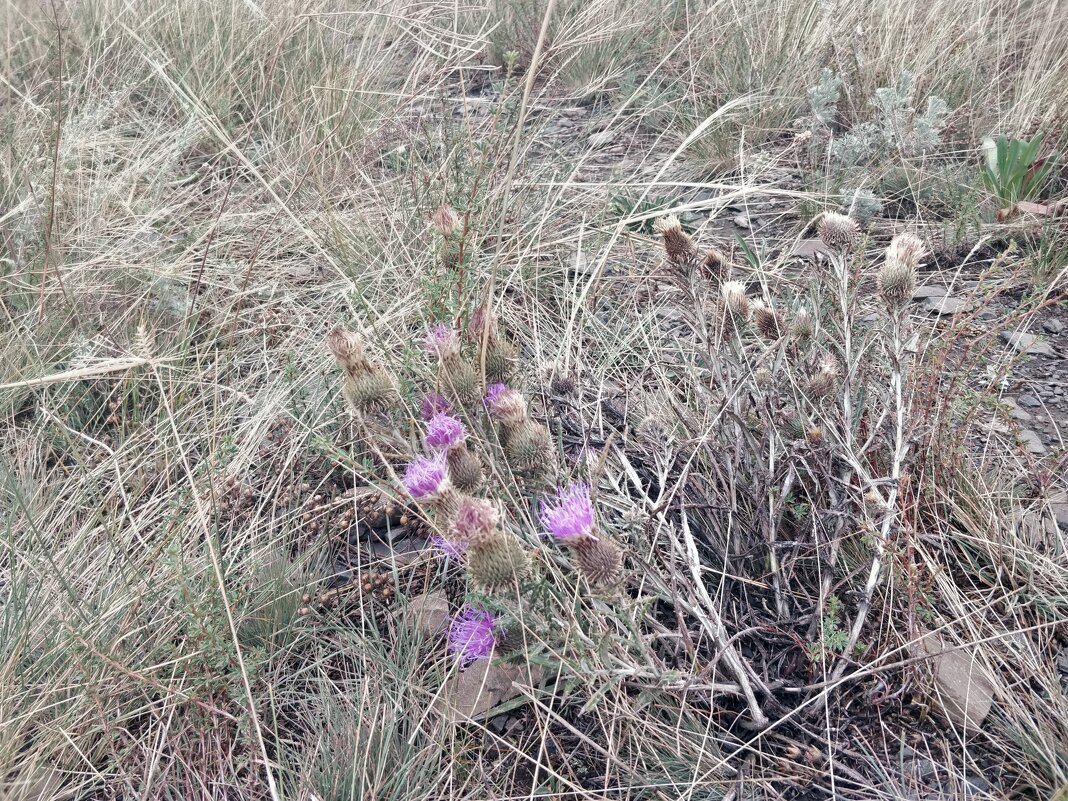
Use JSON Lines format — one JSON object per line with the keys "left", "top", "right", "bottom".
{"left": 484, "top": 383, "right": 553, "bottom": 475}
{"left": 447, "top": 607, "right": 499, "bottom": 666}
{"left": 541, "top": 482, "right": 623, "bottom": 588}
{"left": 469, "top": 303, "right": 517, "bottom": 384}
{"left": 324, "top": 326, "right": 398, "bottom": 413}
{"left": 425, "top": 412, "right": 484, "bottom": 492}
{"left": 425, "top": 324, "right": 479, "bottom": 407}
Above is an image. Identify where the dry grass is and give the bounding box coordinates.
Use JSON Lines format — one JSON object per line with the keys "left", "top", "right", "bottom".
{"left": 1, "top": 0, "right": 1067, "bottom": 798}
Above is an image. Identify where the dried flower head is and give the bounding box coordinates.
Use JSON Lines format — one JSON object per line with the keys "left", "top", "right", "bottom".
{"left": 451, "top": 497, "right": 499, "bottom": 545}
{"left": 654, "top": 214, "right": 699, "bottom": 267}
{"left": 700, "top": 246, "right": 729, "bottom": 288}
{"left": 751, "top": 299, "right": 783, "bottom": 340}
{"left": 574, "top": 536, "right": 623, "bottom": 587}
{"left": 484, "top": 383, "right": 528, "bottom": 429}
{"left": 754, "top": 367, "right": 773, "bottom": 388}
{"left": 325, "top": 326, "right": 371, "bottom": 376}
{"left": 805, "top": 356, "right": 839, "bottom": 400}
{"left": 431, "top": 204, "right": 459, "bottom": 238}
{"left": 469, "top": 303, "right": 499, "bottom": 343}
{"left": 541, "top": 482, "right": 595, "bottom": 541}
{"left": 420, "top": 392, "right": 452, "bottom": 421}
{"left": 431, "top": 535, "right": 466, "bottom": 561}
{"left": 424, "top": 324, "right": 461, "bottom": 362}
{"left": 791, "top": 306, "right": 815, "bottom": 342}
{"left": 448, "top": 608, "right": 497, "bottom": 666}
{"left": 720, "top": 281, "right": 751, "bottom": 330}
{"left": 879, "top": 232, "right": 926, "bottom": 309}
{"left": 424, "top": 412, "right": 467, "bottom": 451}
{"left": 403, "top": 451, "right": 450, "bottom": 500}
{"left": 817, "top": 212, "right": 859, "bottom": 250}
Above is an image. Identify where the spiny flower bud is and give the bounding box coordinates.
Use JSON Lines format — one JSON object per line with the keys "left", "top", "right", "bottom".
{"left": 431, "top": 205, "right": 460, "bottom": 239}
{"left": 751, "top": 299, "right": 784, "bottom": 340}
{"left": 469, "top": 303, "right": 499, "bottom": 343}
{"left": 753, "top": 367, "right": 773, "bottom": 388}
{"left": 451, "top": 496, "right": 499, "bottom": 546}
{"left": 805, "top": 356, "right": 838, "bottom": 400}
{"left": 700, "top": 246, "right": 729, "bottom": 288}
{"left": 790, "top": 306, "right": 815, "bottom": 343}
{"left": 504, "top": 420, "right": 552, "bottom": 472}
{"left": 446, "top": 444, "right": 484, "bottom": 493}
{"left": 343, "top": 369, "right": 398, "bottom": 412}
{"left": 878, "top": 232, "right": 925, "bottom": 309}
{"left": 805, "top": 425, "right": 825, "bottom": 445}
{"left": 482, "top": 339, "right": 517, "bottom": 384}
{"left": 817, "top": 212, "right": 859, "bottom": 250}
{"left": 719, "top": 281, "right": 750, "bottom": 335}
{"left": 573, "top": 536, "right": 623, "bottom": 587}
{"left": 467, "top": 535, "right": 530, "bottom": 593}
{"left": 483, "top": 383, "right": 528, "bottom": 430}
{"left": 654, "top": 214, "right": 699, "bottom": 267}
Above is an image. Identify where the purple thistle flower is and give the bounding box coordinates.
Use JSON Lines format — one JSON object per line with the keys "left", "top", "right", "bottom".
{"left": 483, "top": 382, "right": 510, "bottom": 408}
{"left": 403, "top": 451, "right": 449, "bottom": 499}
{"left": 541, "top": 482, "right": 595, "bottom": 540}
{"left": 448, "top": 608, "right": 498, "bottom": 666}
{"left": 420, "top": 392, "right": 452, "bottom": 421}
{"left": 424, "top": 324, "right": 460, "bottom": 360}
{"left": 431, "top": 535, "right": 466, "bottom": 562}
{"left": 424, "top": 412, "right": 467, "bottom": 451}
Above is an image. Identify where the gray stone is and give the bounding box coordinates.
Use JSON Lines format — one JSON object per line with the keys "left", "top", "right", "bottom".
{"left": 733, "top": 213, "right": 751, "bottom": 229}
{"left": 910, "top": 631, "right": 995, "bottom": 729}
{"left": 1018, "top": 429, "right": 1047, "bottom": 455}
{"left": 1000, "top": 330, "right": 1055, "bottom": 356}
{"left": 1017, "top": 393, "right": 1042, "bottom": 408}
{"left": 912, "top": 285, "right": 948, "bottom": 300}
{"left": 402, "top": 591, "right": 450, "bottom": 636}
{"left": 1003, "top": 398, "right": 1033, "bottom": 422}
{"left": 924, "top": 296, "right": 972, "bottom": 316}
{"left": 1048, "top": 490, "right": 1068, "bottom": 531}
{"left": 1043, "top": 317, "right": 1065, "bottom": 335}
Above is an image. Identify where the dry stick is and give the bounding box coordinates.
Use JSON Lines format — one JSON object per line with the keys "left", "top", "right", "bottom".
{"left": 831, "top": 304, "right": 910, "bottom": 682}
{"left": 678, "top": 505, "right": 769, "bottom": 727}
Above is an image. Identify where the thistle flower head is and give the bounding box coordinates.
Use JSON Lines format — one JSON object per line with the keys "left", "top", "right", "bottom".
{"left": 451, "top": 497, "right": 499, "bottom": 545}
{"left": 431, "top": 535, "right": 466, "bottom": 561}
{"left": 420, "top": 392, "right": 452, "bottom": 421}
{"left": 720, "top": 281, "right": 751, "bottom": 325}
{"left": 447, "top": 608, "right": 497, "bottom": 666}
{"left": 483, "top": 383, "right": 527, "bottom": 428}
{"left": 751, "top": 299, "right": 783, "bottom": 340}
{"left": 325, "top": 326, "right": 370, "bottom": 375}
{"left": 469, "top": 303, "right": 499, "bottom": 343}
{"left": 878, "top": 232, "right": 925, "bottom": 309}
{"left": 541, "top": 482, "right": 595, "bottom": 541}
{"left": 805, "top": 355, "right": 839, "bottom": 400}
{"left": 817, "top": 212, "right": 859, "bottom": 250}
{"left": 701, "top": 247, "right": 729, "bottom": 287}
{"left": 424, "top": 324, "right": 461, "bottom": 362}
{"left": 424, "top": 412, "right": 467, "bottom": 451}
{"left": 574, "top": 536, "right": 623, "bottom": 587}
{"left": 791, "top": 306, "right": 815, "bottom": 342}
{"left": 653, "top": 214, "right": 699, "bottom": 267}
{"left": 431, "top": 204, "right": 459, "bottom": 238}
{"left": 403, "top": 451, "right": 450, "bottom": 500}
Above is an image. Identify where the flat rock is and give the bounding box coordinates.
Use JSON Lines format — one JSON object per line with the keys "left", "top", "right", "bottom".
{"left": 402, "top": 591, "right": 450, "bottom": 636}
{"left": 433, "top": 660, "right": 545, "bottom": 721}
{"left": 912, "top": 285, "right": 948, "bottom": 300}
{"left": 1003, "top": 398, "right": 1033, "bottom": 422}
{"left": 924, "top": 296, "right": 972, "bottom": 316}
{"left": 1018, "top": 429, "right": 1047, "bottom": 455}
{"left": 790, "top": 239, "right": 827, "bottom": 259}
{"left": 1043, "top": 317, "right": 1065, "bottom": 334}
{"left": 1000, "top": 330, "right": 1055, "bottom": 356}
{"left": 1048, "top": 490, "right": 1068, "bottom": 531}
{"left": 733, "top": 213, "right": 751, "bottom": 229}
{"left": 910, "top": 631, "right": 995, "bottom": 729}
